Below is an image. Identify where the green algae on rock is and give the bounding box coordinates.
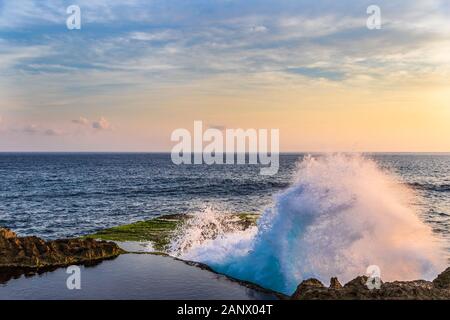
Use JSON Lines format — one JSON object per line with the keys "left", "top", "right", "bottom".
{"left": 84, "top": 213, "right": 259, "bottom": 252}
{"left": 84, "top": 214, "right": 185, "bottom": 251}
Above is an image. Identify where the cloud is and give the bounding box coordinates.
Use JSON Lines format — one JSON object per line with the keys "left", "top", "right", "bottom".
{"left": 287, "top": 67, "right": 345, "bottom": 81}
{"left": 1, "top": 0, "right": 450, "bottom": 123}
{"left": 250, "top": 25, "right": 268, "bottom": 33}
{"left": 0, "top": 43, "right": 52, "bottom": 71}
{"left": 22, "top": 124, "right": 40, "bottom": 134}
{"left": 2, "top": 0, "right": 449, "bottom": 87}
{"left": 44, "top": 128, "right": 63, "bottom": 136}
{"left": 129, "top": 31, "right": 178, "bottom": 42}
{"left": 13, "top": 124, "right": 63, "bottom": 136}
{"left": 72, "top": 117, "right": 89, "bottom": 125}
{"left": 92, "top": 117, "right": 111, "bottom": 130}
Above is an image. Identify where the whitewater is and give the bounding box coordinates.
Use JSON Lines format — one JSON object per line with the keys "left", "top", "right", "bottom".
{"left": 169, "top": 154, "right": 446, "bottom": 295}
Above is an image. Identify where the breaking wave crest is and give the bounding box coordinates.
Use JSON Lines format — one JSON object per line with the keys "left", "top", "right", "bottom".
{"left": 169, "top": 154, "right": 446, "bottom": 295}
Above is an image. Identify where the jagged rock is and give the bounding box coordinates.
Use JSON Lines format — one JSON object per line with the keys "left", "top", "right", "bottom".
{"left": 0, "top": 228, "right": 16, "bottom": 240}
{"left": 329, "top": 277, "right": 342, "bottom": 289}
{"left": 292, "top": 271, "right": 450, "bottom": 300}
{"left": 299, "top": 278, "right": 325, "bottom": 289}
{"left": 291, "top": 279, "right": 329, "bottom": 300}
{"left": 433, "top": 267, "right": 450, "bottom": 289}
{"left": 0, "top": 227, "right": 124, "bottom": 283}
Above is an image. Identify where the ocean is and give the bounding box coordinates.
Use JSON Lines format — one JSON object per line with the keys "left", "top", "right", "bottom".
{"left": 0, "top": 153, "right": 449, "bottom": 254}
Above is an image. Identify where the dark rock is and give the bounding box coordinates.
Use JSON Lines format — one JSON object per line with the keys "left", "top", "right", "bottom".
{"left": 379, "top": 280, "right": 443, "bottom": 300}
{"left": 329, "top": 277, "right": 342, "bottom": 289}
{"left": 299, "top": 278, "right": 326, "bottom": 289}
{"left": 291, "top": 279, "right": 329, "bottom": 300}
{"left": 292, "top": 270, "right": 450, "bottom": 300}
{"left": 0, "top": 227, "right": 124, "bottom": 283}
{"left": 433, "top": 267, "right": 450, "bottom": 289}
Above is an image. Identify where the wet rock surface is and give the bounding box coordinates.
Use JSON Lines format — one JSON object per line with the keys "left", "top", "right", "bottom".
{"left": 292, "top": 267, "right": 450, "bottom": 300}
{"left": 0, "top": 227, "right": 124, "bottom": 283}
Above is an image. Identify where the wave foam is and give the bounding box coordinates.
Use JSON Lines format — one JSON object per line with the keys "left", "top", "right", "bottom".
{"left": 170, "top": 154, "right": 446, "bottom": 295}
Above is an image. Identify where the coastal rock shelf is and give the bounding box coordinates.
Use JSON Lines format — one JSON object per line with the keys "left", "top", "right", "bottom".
{"left": 0, "top": 227, "right": 124, "bottom": 283}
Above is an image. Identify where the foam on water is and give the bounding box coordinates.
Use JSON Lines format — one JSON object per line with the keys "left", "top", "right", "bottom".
{"left": 169, "top": 154, "right": 447, "bottom": 295}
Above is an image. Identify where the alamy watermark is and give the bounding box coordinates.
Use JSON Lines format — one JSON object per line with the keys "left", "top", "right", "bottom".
{"left": 367, "top": 5, "right": 382, "bottom": 30}
{"left": 66, "top": 265, "right": 81, "bottom": 290}
{"left": 66, "top": 5, "right": 81, "bottom": 30}
{"left": 171, "top": 121, "right": 279, "bottom": 176}
{"left": 365, "top": 265, "right": 382, "bottom": 290}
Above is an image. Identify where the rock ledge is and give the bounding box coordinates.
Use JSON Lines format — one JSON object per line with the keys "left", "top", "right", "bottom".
{"left": 292, "top": 268, "right": 450, "bottom": 300}
{"left": 0, "top": 227, "right": 124, "bottom": 283}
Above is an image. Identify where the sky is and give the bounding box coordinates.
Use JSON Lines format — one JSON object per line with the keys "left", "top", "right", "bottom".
{"left": 0, "top": 0, "right": 449, "bottom": 152}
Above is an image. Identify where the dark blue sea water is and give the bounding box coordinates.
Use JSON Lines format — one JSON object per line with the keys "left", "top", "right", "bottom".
{"left": 0, "top": 153, "right": 449, "bottom": 253}
{"left": 0, "top": 254, "right": 277, "bottom": 300}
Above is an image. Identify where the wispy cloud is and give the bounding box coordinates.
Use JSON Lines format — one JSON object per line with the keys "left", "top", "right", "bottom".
{"left": 44, "top": 128, "right": 63, "bottom": 136}
{"left": 1, "top": 1, "right": 448, "bottom": 82}
{"left": 22, "top": 124, "right": 40, "bottom": 134}
{"left": 72, "top": 116, "right": 89, "bottom": 125}
{"left": 92, "top": 117, "right": 111, "bottom": 130}
{"left": 13, "top": 124, "right": 64, "bottom": 136}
